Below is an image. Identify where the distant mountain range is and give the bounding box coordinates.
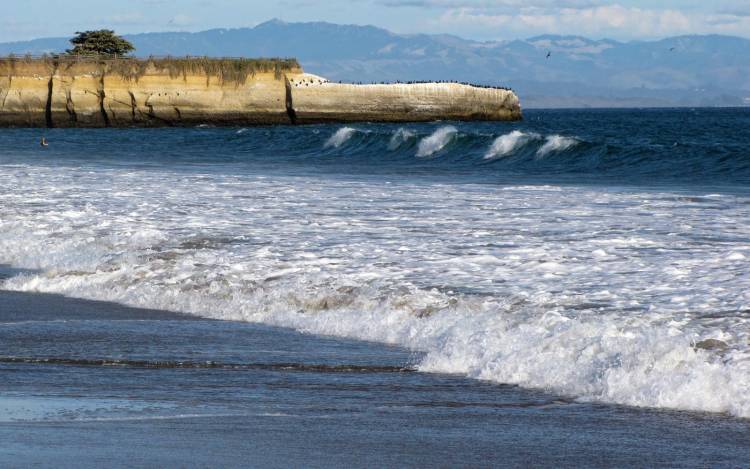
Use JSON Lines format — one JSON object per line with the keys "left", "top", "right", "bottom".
{"left": 2, "top": 19, "right": 749, "bottom": 108}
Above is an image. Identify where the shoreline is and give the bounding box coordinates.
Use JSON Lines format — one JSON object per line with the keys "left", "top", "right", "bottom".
{"left": 1, "top": 287, "right": 750, "bottom": 467}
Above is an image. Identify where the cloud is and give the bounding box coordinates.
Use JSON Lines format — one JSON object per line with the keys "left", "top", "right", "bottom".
{"left": 380, "top": 0, "right": 596, "bottom": 8}
{"left": 374, "top": 0, "right": 750, "bottom": 40}
{"left": 429, "top": 4, "right": 750, "bottom": 40}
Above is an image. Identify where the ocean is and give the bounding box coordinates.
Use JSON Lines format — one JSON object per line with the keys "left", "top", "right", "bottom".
{"left": 1, "top": 108, "right": 749, "bottom": 467}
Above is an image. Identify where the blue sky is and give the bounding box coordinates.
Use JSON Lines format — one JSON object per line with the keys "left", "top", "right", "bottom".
{"left": 4, "top": 0, "right": 750, "bottom": 42}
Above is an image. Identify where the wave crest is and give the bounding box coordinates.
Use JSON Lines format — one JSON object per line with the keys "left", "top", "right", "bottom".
{"left": 324, "top": 127, "right": 358, "bottom": 149}
{"left": 388, "top": 128, "right": 416, "bottom": 151}
{"left": 484, "top": 131, "right": 541, "bottom": 159}
{"left": 5, "top": 266, "right": 749, "bottom": 417}
{"left": 537, "top": 135, "right": 579, "bottom": 157}
{"left": 416, "top": 126, "right": 458, "bottom": 157}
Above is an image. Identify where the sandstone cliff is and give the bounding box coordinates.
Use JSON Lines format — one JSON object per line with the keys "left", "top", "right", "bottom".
{"left": 0, "top": 57, "right": 521, "bottom": 127}
{"left": 288, "top": 73, "right": 520, "bottom": 123}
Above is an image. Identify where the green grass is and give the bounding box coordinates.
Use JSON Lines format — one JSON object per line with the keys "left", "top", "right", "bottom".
{"left": 0, "top": 55, "right": 300, "bottom": 82}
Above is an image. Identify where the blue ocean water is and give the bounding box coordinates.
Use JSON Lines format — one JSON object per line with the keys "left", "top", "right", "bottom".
{"left": 0, "top": 108, "right": 749, "bottom": 434}
{"left": 2, "top": 108, "right": 748, "bottom": 185}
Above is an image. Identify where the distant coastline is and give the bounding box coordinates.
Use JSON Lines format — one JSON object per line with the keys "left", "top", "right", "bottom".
{"left": 2, "top": 21, "right": 748, "bottom": 109}
{"left": 0, "top": 55, "right": 521, "bottom": 127}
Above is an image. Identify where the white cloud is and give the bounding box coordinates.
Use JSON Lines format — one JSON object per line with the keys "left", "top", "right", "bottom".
{"left": 432, "top": 3, "right": 750, "bottom": 40}
{"left": 381, "top": 0, "right": 596, "bottom": 9}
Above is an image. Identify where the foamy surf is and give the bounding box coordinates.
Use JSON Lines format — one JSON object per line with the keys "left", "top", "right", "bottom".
{"left": 416, "top": 126, "right": 457, "bottom": 157}
{"left": 1, "top": 156, "right": 749, "bottom": 418}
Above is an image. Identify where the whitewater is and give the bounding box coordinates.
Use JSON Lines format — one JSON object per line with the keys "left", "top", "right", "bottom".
{"left": 1, "top": 109, "right": 749, "bottom": 418}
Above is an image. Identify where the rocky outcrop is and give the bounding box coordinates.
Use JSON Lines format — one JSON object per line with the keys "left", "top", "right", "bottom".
{"left": 0, "top": 57, "right": 521, "bottom": 127}
{"left": 288, "top": 74, "right": 520, "bottom": 123}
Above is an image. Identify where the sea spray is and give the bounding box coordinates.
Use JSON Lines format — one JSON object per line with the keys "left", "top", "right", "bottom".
{"left": 388, "top": 128, "right": 416, "bottom": 151}
{"left": 537, "top": 135, "right": 579, "bottom": 157}
{"left": 416, "top": 126, "right": 457, "bottom": 157}
{"left": 324, "top": 127, "right": 358, "bottom": 149}
{"left": 484, "top": 131, "right": 541, "bottom": 159}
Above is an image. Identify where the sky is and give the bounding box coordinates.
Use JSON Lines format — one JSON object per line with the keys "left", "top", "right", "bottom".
{"left": 3, "top": 0, "right": 750, "bottom": 43}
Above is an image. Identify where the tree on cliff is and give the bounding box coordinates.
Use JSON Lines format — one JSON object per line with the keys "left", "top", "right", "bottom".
{"left": 66, "top": 30, "right": 135, "bottom": 56}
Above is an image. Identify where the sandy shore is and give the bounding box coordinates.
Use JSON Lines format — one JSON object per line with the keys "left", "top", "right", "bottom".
{"left": 0, "top": 286, "right": 749, "bottom": 468}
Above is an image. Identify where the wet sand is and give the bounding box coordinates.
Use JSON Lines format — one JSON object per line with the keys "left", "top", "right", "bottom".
{"left": 1, "top": 288, "right": 750, "bottom": 468}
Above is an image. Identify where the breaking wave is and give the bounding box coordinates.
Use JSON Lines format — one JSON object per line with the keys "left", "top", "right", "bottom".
{"left": 537, "top": 135, "right": 580, "bottom": 157}
{"left": 2, "top": 109, "right": 750, "bottom": 417}
{"left": 324, "top": 127, "right": 359, "bottom": 148}
{"left": 416, "top": 126, "right": 458, "bottom": 157}
{"left": 1, "top": 155, "right": 749, "bottom": 418}
{"left": 388, "top": 128, "right": 416, "bottom": 150}
{"left": 245, "top": 117, "right": 750, "bottom": 184}
{"left": 485, "top": 131, "right": 541, "bottom": 159}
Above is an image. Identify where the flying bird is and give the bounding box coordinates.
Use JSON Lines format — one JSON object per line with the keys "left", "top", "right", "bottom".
{"left": 669, "top": 47, "right": 676, "bottom": 51}
{"left": 546, "top": 51, "right": 551, "bottom": 59}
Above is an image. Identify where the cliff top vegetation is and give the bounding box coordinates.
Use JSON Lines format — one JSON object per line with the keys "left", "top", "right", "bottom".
{"left": 0, "top": 55, "right": 301, "bottom": 83}
{"left": 66, "top": 30, "right": 135, "bottom": 56}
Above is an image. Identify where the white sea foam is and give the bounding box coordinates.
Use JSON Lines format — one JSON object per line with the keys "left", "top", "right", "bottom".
{"left": 484, "top": 131, "right": 541, "bottom": 159}
{"left": 1, "top": 161, "right": 750, "bottom": 417}
{"left": 537, "top": 135, "right": 579, "bottom": 157}
{"left": 388, "top": 128, "right": 415, "bottom": 150}
{"left": 416, "top": 126, "right": 457, "bottom": 157}
{"left": 324, "top": 127, "right": 358, "bottom": 149}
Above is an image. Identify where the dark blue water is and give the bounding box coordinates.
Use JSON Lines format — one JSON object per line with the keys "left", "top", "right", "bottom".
{"left": 1, "top": 108, "right": 749, "bottom": 186}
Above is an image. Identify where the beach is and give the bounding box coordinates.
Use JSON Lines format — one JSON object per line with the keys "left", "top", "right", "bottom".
{"left": 1, "top": 108, "right": 750, "bottom": 467}
{"left": 2, "top": 286, "right": 750, "bottom": 468}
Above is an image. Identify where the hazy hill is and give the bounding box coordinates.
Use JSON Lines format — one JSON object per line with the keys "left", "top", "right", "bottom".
{"left": 2, "top": 19, "right": 748, "bottom": 108}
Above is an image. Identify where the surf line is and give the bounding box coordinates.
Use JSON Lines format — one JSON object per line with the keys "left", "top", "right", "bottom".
{"left": 0, "top": 356, "right": 416, "bottom": 374}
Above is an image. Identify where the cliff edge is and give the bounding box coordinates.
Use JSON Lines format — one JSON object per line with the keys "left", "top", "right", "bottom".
{"left": 0, "top": 56, "right": 521, "bottom": 127}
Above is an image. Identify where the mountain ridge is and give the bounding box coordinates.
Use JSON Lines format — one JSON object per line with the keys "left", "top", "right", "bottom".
{"left": 1, "top": 20, "right": 748, "bottom": 108}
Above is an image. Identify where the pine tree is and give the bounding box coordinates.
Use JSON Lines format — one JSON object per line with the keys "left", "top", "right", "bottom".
{"left": 66, "top": 30, "right": 135, "bottom": 56}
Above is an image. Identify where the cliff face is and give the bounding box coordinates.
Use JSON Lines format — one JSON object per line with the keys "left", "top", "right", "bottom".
{"left": 0, "top": 58, "right": 521, "bottom": 127}
{"left": 288, "top": 74, "right": 521, "bottom": 123}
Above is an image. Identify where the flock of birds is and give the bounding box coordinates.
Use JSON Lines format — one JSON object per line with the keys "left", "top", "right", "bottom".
{"left": 291, "top": 76, "right": 512, "bottom": 91}
{"left": 291, "top": 46, "right": 677, "bottom": 90}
